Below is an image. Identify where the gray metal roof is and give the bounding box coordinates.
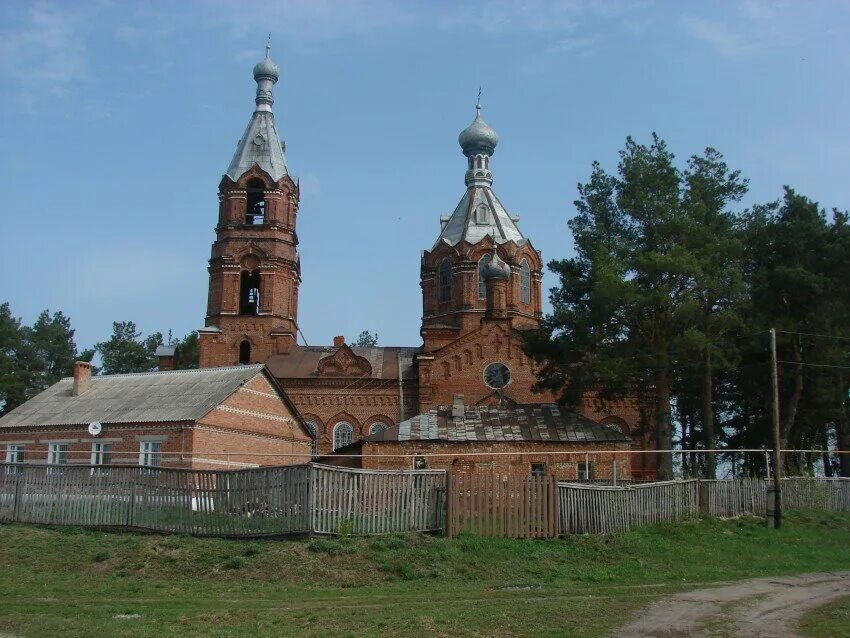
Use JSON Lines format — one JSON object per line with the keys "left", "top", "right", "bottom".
{"left": 364, "top": 404, "right": 631, "bottom": 444}
{"left": 225, "top": 51, "right": 289, "bottom": 183}
{"left": 0, "top": 365, "right": 267, "bottom": 428}
{"left": 226, "top": 110, "right": 288, "bottom": 183}
{"left": 435, "top": 184, "right": 525, "bottom": 248}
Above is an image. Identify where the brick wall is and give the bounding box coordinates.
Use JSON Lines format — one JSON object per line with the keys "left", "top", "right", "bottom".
{"left": 279, "top": 379, "right": 418, "bottom": 455}
{"left": 354, "top": 440, "right": 633, "bottom": 480}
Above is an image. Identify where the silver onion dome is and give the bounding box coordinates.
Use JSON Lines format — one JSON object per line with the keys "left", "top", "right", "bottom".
{"left": 458, "top": 103, "right": 498, "bottom": 157}
{"left": 253, "top": 56, "right": 279, "bottom": 82}
{"left": 482, "top": 250, "right": 511, "bottom": 280}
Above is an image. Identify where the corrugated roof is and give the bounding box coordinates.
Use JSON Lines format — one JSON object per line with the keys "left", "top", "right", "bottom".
{"left": 363, "top": 404, "right": 630, "bottom": 444}
{"left": 266, "top": 345, "right": 419, "bottom": 380}
{"left": 0, "top": 365, "right": 267, "bottom": 429}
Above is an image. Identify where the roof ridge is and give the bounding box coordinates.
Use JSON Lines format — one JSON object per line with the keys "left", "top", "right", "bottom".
{"left": 58, "top": 364, "right": 264, "bottom": 381}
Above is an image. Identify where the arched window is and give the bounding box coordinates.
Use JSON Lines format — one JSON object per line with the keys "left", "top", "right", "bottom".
{"left": 438, "top": 259, "right": 452, "bottom": 303}
{"left": 238, "top": 340, "right": 251, "bottom": 365}
{"left": 520, "top": 260, "right": 531, "bottom": 304}
{"left": 475, "top": 203, "right": 489, "bottom": 225}
{"left": 369, "top": 422, "right": 388, "bottom": 436}
{"left": 245, "top": 178, "right": 266, "bottom": 225}
{"left": 305, "top": 421, "right": 318, "bottom": 458}
{"left": 333, "top": 422, "right": 354, "bottom": 451}
{"left": 478, "top": 253, "right": 492, "bottom": 300}
{"left": 240, "top": 270, "right": 261, "bottom": 315}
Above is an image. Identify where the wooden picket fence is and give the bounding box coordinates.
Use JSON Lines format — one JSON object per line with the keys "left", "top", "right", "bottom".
{"left": 559, "top": 480, "right": 699, "bottom": 534}
{"left": 559, "top": 477, "right": 850, "bottom": 535}
{"left": 0, "top": 463, "right": 443, "bottom": 538}
{"left": 310, "top": 464, "right": 445, "bottom": 535}
{"left": 445, "top": 472, "right": 558, "bottom": 538}
{"left": 2, "top": 462, "right": 849, "bottom": 539}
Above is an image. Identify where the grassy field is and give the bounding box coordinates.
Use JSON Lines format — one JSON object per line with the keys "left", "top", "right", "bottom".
{"left": 0, "top": 511, "right": 849, "bottom": 637}
{"left": 798, "top": 595, "right": 850, "bottom": 637}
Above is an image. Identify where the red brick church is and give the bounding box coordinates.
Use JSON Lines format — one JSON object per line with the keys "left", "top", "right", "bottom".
{"left": 197, "top": 48, "right": 655, "bottom": 478}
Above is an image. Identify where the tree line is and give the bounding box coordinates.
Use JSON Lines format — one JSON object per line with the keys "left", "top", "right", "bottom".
{"left": 526, "top": 134, "right": 850, "bottom": 479}
{"left": 0, "top": 305, "right": 197, "bottom": 415}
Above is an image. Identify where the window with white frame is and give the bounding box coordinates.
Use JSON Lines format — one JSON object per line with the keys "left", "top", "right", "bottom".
{"left": 578, "top": 462, "right": 595, "bottom": 481}
{"left": 5, "top": 444, "right": 24, "bottom": 474}
{"left": 91, "top": 442, "right": 113, "bottom": 475}
{"left": 305, "top": 421, "right": 318, "bottom": 458}
{"left": 47, "top": 443, "right": 68, "bottom": 473}
{"left": 478, "top": 254, "right": 492, "bottom": 299}
{"left": 333, "top": 422, "right": 353, "bottom": 451}
{"left": 369, "top": 422, "right": 388, "bottom": 436}
{"left": 139, "top": 441, "right": 162, "bottom": 468}
{"left": 520, "top": 260, "right": 531, "bottom": 304}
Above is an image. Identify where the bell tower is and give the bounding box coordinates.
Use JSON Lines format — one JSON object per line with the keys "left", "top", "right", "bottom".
{"left": 199, "top": 44, "right": 301, "bottom": 368}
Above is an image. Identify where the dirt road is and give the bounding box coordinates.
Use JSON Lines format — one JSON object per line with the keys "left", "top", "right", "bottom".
{"left": 617, "top": 572, "right": 850, "bottom": 637}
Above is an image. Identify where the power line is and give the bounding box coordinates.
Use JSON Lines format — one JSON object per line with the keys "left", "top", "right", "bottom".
{"left": 774, "top": 329, "right": 850, "bottom": 342}
{"left": 777, "top": 360, "right": 850, "bottom": 370}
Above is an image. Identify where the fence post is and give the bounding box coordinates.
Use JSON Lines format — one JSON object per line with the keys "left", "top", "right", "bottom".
{"left": 445, "top": 471, "right": 454, "bottom": 538}
{"left": 698, "top": 480, "right": 709, "bottom": 517}
{"left": 307, "top": 464, "right": 315, "bottom": 534}
{"left": 127, "top": 477, "right": 136, "bottom": 527}
{"left": 13, "top": 473, "right": 21, "bottom": 521}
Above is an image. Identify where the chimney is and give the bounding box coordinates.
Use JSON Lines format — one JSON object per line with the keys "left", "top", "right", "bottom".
{"left": 72, "top": 361, "right": 92, "bottom": 397}
{"left": 452, "top": 394, "right": 465, "bottom": 418}
{"left": 155, "top": 345, "right": 176, "bottom": 371}
{"left": 333, "top": 335, "right": 345, "bottom": 347}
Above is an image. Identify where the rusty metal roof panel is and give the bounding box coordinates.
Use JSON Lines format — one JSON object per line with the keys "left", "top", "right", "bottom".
{"left": 362, "top": 403, "right": 630, "bottom": 445}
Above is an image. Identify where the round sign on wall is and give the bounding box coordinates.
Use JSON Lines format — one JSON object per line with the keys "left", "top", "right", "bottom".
{"left": 484, "top": 362, "right": 511, "bottom": 389}
{"left": 88, "top": 421, "right": 102, "bottom": 437}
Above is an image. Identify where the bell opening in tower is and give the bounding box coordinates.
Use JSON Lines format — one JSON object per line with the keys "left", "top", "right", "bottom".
{"left": 240, "top": 270, "right": 261, "bottom": 315}
{"left": 245, "top": 178, "right": 266, "bottom": 225}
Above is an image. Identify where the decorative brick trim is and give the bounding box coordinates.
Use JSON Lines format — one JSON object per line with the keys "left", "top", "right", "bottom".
{"left": 191, "top": 457, "right": 260, "bottom": 469}
{"left": 214, "top": 404, "right": 296, "bottom": 424}
{"left": 238, "top": 387, "right": 279, "bottom": 399}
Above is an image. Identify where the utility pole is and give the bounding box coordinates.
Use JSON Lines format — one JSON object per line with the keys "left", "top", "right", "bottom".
{"left": 770, "top": 328, "right": 782, "bottom": 529}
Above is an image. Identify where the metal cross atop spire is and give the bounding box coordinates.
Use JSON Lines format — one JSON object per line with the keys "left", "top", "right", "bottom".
{"left": 476, "top": 86, "right": 482, "bottom": 114}
{"left": 266, "top": 33, "right": 271, "bottom": 58}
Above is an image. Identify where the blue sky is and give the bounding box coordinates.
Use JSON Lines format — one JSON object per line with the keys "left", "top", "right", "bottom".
{"left": 1, "top": 1, "right": 849, "bottom": 353}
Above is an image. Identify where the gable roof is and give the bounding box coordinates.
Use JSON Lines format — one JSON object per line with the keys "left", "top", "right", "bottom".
{"left": 266, "top": 345, "right": 419, "bottom": 381}
{"left": 363, "top": 404, "right": 630, "bottom": 444}
{"left": 0, "top": 365, "right": 279, "bottom": 429}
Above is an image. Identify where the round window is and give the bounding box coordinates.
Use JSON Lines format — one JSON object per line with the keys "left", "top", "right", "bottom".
{"left": 484, "top": 362, "right": 511, "bottom": 389}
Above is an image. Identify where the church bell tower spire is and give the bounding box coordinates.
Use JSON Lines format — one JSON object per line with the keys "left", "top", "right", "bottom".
{"left": 199, "top": 42, "right": 302, "bottom": 368}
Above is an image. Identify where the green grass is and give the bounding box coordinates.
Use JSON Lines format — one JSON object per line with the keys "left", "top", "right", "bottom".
{"left": 0, "top": 511, "right": 849, "bottom": 637}
{"left": 798, "top": 595, "right": 850, "bottom": 637}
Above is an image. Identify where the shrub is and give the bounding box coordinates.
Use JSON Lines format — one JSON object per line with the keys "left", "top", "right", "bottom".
{"left": 308, "top": 538, "right": 342, "bottom": 556}
{"left": 92, "top": 550, "right": 111, "bottom": 563}
{"left": 223, "top": 556, "right": 247, "bottom": 570}
{"left": 242, "top": 542, "right": 263, "bottom": 557}
{"left": 337, "top": 518, "right": 354, "bottom": 536}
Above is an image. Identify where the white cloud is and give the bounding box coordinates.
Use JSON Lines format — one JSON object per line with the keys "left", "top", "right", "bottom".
{"left": 0, "top": 3, "right": 89, "bottom": 107}
{"left": 681, "top": 0, "right": 841, "bottom": 58}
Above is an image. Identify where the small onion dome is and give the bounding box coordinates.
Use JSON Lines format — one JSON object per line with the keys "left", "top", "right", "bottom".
{"left": 458, "top": 106, "right": 498, "bottom": 157}
{"left": 253, "top": 56, "right": 279, "bottom": 82}
{"left": 482, "top": 251, "right": 511, "bottom": 280}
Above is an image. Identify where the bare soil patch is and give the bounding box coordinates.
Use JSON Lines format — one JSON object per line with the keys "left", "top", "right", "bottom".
{"left": 617, "top": 571, "right": 850, "bottom": 637}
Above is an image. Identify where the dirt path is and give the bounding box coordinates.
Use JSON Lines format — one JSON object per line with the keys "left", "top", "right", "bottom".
{"left": 616, "top": 572, "right": 850, "bottom": 637}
